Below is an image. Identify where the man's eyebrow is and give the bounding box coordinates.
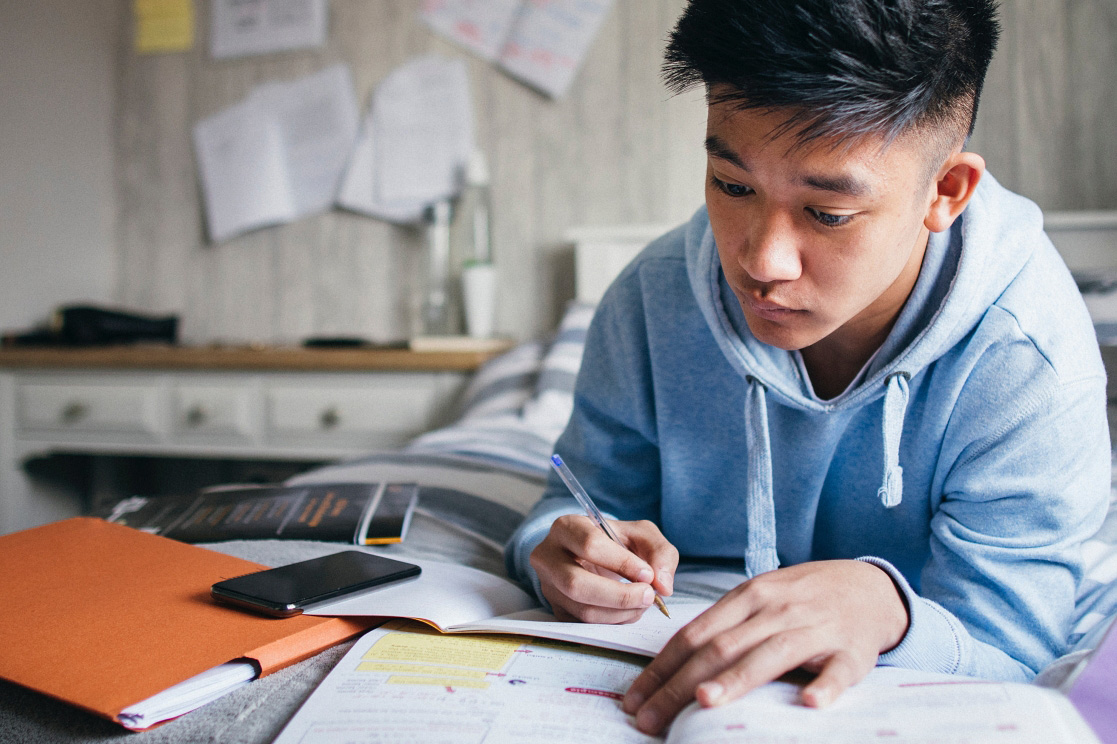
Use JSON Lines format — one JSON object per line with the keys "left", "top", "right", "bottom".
{"left": 707, "top": 134, "right": 872, "bottom": 198}
{"left": 800, "top": 173, "right": 872, "bottom": 198}
{"left": 704, "top": 135, "right": 747, "bottom": 170}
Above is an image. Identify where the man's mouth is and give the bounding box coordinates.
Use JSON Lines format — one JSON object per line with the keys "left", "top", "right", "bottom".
{"left": 741, "top": 292, "right": 801, "bottom": 319}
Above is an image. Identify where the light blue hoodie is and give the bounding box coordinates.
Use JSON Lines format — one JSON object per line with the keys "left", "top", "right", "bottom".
{"left": 506, "top": 174, "right": 1111, "bottom": 681}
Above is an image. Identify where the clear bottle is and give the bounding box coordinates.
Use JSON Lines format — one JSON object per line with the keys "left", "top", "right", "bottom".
{"left": 453, "top": 149, "right": 493, "bottom": 265}
{"left": 453, "top": 150, "right": 497, "bottom": 338}
{"left": 421, "top": 200, "right": 453, "bottom": 337}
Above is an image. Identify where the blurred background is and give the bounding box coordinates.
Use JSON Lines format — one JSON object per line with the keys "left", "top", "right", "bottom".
{"left": 0, "top": 0, "right": 1114, "bottom": 532}
{"left": 2, "top": 0, "right": 1113, "bottom": 347}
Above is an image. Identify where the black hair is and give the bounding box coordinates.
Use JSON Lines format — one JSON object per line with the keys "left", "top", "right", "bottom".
{"left": 663, "top": 0, "right": 1000, "bottom": 148}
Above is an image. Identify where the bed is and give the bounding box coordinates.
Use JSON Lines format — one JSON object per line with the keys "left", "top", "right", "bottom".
{"left": 2, "top": 221, "right": 1116, "bottom": 742}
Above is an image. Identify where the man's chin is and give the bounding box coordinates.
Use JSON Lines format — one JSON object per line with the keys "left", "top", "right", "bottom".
{"left": 742, "top": 315, "right": 825, "bottom": 351}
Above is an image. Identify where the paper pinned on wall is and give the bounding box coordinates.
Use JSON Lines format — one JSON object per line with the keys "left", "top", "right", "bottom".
{"left": 193, "top": 98, "right": 295, "bottom": 242}
{"left": 210, "top": 0, "right": 328, "bottom": 59}
{"left": 418, "top": 0, "right": 524, "bottom": 62}
{"left": 134, "top": 0, "right": 196, "bottom": 54}
{"left": 254, "top": 66, "right": 362, "bottom": 216}
{"left": 498, "top": 0, "right": 614, "bottom": 98}
{"left": 335, "top": 114, "right": 424, "bottom": 224}
{"left": 420, "top": 0, "right": 615, "bottom": 98}
{"left": 337, "top": 56, "right": 474, "bottom": 225}
{"left": 375, "top": 56, "right": 474, "bottom": 204}
{"left": 193, "top": 64, "right": 360, "bottom": 242}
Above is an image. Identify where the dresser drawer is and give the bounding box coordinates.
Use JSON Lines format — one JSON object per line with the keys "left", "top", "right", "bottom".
{"left": 17, "top": 381, "right": 160, "bottom": 435}
{"left": 265, "top": 378, "right": 440, "bottom": 446}
{"left": 172, "top": 384, "right": 253, "bottom": 439}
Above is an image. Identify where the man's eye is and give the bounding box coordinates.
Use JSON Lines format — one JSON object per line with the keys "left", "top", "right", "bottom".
{"left": 807, "top": 208, "right": 853, "bottom": 228}
{"left": 711, "top": 175, "right": 752, "bottom": 198}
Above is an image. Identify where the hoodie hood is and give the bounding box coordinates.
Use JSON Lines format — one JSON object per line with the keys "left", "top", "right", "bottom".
{"left": 685, "top": 173, "right": 1046, "bottom": 576}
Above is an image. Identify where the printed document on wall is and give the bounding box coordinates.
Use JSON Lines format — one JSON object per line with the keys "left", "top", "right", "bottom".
{"left": 253, "top": 65, "right": 361, "bottom": 216}
{"left": 337, "top": 56, "right": 474, "bottom": 224}
{"left": 193, "top": 64, "right": 360, "bottom": 242}
{"left": 193, "top": 99, "right": 295, "bottom": 242}
{"left": 498, "top": 0, "right": 614, "bottom": 98}
{"left": 420, "top": 0, "right": 615, "bottom": 98}
{"left": 210, "top": 0, "right": 328, "bottom": 59}
{"left": 419, "top": 0, "right": 523, "bottom": 61}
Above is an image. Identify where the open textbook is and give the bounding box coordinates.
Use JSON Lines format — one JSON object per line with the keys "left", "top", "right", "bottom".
{"left": 303, "top": 558, "right": 741, "bottom": 657}
{"left": 274, "top": 620, "right": 1099, "bottom": 744}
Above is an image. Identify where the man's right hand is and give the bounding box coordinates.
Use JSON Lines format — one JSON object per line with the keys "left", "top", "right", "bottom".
{"left": 529, "top": 515, "right": 679, "bottom": 624}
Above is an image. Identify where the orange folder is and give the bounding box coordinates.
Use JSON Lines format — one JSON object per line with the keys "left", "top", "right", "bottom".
{"left": 0, "top": 517, "right": 376, "bottom": 729}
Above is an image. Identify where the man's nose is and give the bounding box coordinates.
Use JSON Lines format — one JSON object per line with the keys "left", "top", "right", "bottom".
{"left": 739, "top": 212, "right": 802, "bottom": 283}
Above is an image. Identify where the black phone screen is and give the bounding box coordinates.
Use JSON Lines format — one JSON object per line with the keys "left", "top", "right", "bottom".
{"left": 211, "top": 550, "right": 421, "bottom": 616}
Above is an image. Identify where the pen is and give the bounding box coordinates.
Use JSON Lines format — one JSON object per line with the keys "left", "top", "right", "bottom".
{"left": 550, "top": 454, "right": 670, "bottom": 618}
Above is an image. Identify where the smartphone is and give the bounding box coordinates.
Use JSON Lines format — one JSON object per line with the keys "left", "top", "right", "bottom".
{"left": 211, "top": 550, "right": 421, "bottom": 617}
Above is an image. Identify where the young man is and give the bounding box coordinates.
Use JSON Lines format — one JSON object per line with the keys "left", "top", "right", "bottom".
{"left": 507, "top": 0, "right": 1111, "bottom": 736}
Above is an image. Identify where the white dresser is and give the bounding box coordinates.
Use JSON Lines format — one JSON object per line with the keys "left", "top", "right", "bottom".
{"left": 0, "top": 346, "right": 502, "bottom": 535}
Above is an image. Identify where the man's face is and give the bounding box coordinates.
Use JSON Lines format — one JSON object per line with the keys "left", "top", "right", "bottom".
{"left": 705, "top": 102, "right": 939, "bottom": 355}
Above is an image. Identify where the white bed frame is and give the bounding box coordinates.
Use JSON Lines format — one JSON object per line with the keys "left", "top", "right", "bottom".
{"left": 1045, "top": 211, "right": 1117, "bottom": 272}
{"left": 566, "top": 224, "right": 677, "bottom": 304}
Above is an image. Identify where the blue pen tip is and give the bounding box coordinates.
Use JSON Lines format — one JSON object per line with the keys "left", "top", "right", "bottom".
{"left": 551, "top": 454, "right": 563, "bottom": 467}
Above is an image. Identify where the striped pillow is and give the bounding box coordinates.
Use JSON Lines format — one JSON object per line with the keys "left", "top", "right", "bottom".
{"left": 405, "top": 302, "right": 596, "bottom": 475}
{"left": 455, "top": 340, "right": 545, "bottom": 421}
{"left": 520, "top": 302, "right": 595, "bottom": 443}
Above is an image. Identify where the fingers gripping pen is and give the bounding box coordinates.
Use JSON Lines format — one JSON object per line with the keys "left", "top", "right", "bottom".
{"left": 550, "top": 454, "right": 670, "bottom": 618}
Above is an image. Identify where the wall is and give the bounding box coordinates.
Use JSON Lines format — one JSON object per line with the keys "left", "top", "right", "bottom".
{"left": 969, "top": 0, "right": 1117, "bottom": 210}
{"left": 0, "top": 0, "right": 118, "bottom": 333}
{"left": 110, "top": 0, "right": 1117, "bottom": 346}
{"left": 114, "top": 0, "right": 707, "bottom": 345}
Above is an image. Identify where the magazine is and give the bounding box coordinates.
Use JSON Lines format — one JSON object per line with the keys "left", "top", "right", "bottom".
{"left": 96, "top": 482, "right": 418, "bottom": 545}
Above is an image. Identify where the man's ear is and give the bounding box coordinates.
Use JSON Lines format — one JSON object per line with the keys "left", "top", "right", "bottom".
{"left": 924, "top": 151, "right": 986, "bottom": 233}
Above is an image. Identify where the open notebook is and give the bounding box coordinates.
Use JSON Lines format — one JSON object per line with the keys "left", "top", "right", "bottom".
{"left": 302, "top": 557, "right": 738, "bottom": 657}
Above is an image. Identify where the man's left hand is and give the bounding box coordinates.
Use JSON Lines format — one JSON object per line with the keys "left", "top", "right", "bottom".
{"left": 622, "top": 559, "right": 909, "bottom": 735}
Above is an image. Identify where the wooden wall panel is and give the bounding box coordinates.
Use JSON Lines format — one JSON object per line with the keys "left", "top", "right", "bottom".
{"left": 112, "top": 0, "right": 1115, "bottom": 346}
{"left": 970, "top": 0, "right": 1117, "bottom": 211}
{"left": 113, "top": 0, "right": 706, "bottom": 345}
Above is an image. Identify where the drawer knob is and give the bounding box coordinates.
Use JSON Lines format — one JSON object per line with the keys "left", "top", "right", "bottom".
{"left": 61, "top": 401, "right": 88, "bottom": 424}
{"left": 319, "top": 407, "right": 341, "bottom": 430}
{"left": 185, "top": 405, "right": 208, "bottom": 427}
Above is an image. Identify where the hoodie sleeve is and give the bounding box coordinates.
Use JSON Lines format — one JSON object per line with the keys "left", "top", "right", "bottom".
{"left": 872, "top": 346, "right": 1110, "bottom": 681}
{"left": 505, "top": 268, "right": 662, "bottom": 601}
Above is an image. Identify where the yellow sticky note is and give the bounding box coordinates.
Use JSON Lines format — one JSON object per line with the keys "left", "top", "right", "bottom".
{"left": 364, "top": 631, "right": 521, "bottom": 671}
{"left": 134, "top": 0, "right": 195, "bottom": 54}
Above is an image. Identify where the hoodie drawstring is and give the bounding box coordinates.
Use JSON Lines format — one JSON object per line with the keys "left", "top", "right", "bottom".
{"left": 878, "top": 372, "right": 910, "bottom": 508}
{"left": 742, "top": 372, "right": 909, "bottom": 579}
{"left": 744, "top": 377, "right": 779, "bottom": 578}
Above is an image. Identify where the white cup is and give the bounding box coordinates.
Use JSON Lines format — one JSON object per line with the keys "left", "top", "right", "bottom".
{"left": 461, "top": 262, "right": 497, "bottom": 338}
